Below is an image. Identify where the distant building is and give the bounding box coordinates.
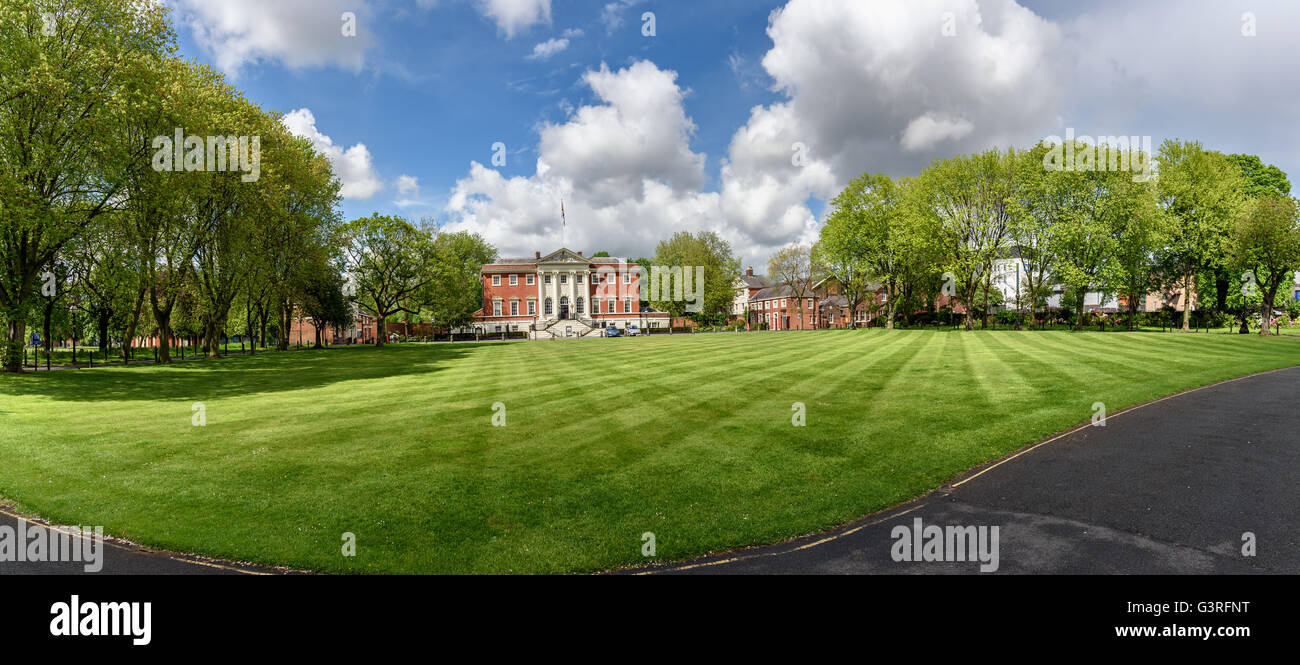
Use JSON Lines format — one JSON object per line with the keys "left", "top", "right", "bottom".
{"left": 472, "top": 248, "right": 670, "bottom": 339}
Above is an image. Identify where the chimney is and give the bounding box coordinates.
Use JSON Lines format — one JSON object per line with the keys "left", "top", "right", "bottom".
{"left": 535, "top": 251, "right": 541, "bottom": 259}
{"left": 745, "top": 266, "right": 754, "bottom": 277}
{"left": 578, "top": 251, "right": 583, "bottom": 256}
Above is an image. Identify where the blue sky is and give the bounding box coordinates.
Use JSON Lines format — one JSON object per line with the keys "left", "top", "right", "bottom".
{"left": 166, "top": 0, "right": 1300, "bottom": 267}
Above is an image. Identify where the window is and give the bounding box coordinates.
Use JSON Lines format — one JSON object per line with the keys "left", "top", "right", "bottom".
{"left": 608, "top": 297, "right": 617, "bottom": 313}
{"left": 560, "top": 274, "right": 567, "bottom": 284}
{"left": 576, "top": 274, "right": 583, "bottom": 285}
{"left": 576, "top": 297, "right": 585, "bottom": 314}
{"left": 527, "top": 300, "right": 536, "bottom": 316}
{"left": 545, "top": 298, "right": 553, "bottom": 315}
{"left": 493, "top": 301, "right": 502, "bottom": 316}
{"left": 494, "top": 325, "right": 502, "bottom": 332}
{"left": 492, "top": 275, "right": 501, "bottom": 286}
{"left": 593, "top": 299, "right": 600, "bottom": 314}
{"left": 624, "top": 297, "right": 632, "bottom": 313}
{"left": 510, "top": 301, "right": 519, "bottom": 316}
{"left": 526, "top": 274, "right": 535, "bottom": 286}
{"left": 509, "top": 274, "right": 518, "bottom": 286}
{"left": 623, "top": 272, "right": 631, "bottom": 284}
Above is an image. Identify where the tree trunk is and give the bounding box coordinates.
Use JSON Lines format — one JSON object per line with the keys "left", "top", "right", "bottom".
{"left": 42, "top": 297, "right": 54, "bottom": 369}
{"left": 375, "top": 317, "right": 387, "bottom": 346}
{"left": 1181, "top": 272, "right": 1193, "bottom": 331}
{"left": 1259, "top": 286, "right": 1279, "bottom": 335}
{"left": 97, "top": 309, "right": 111, "bottom": 356}
{"left": 3, "top": 314, "right": 25, "bottom": 373}
{"left": 156, "top": 317, "right": 172, "bottom": 364}
{"left": 124, "top": 288, "right": 145, "bottom": 361}
{"left": 206, "top": 318, "right": 221, "bottom": 357}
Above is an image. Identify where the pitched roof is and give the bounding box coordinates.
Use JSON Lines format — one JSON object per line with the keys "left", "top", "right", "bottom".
{"left": 750, "top": 284, "right": 804, "bottom": 300}
{"left": 741, "top": 274, "right": 770, "bottom": 288}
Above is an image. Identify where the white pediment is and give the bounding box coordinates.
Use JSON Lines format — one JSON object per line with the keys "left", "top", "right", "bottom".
{"left": 537, "top": 248, "right": 588, "bottom": 264}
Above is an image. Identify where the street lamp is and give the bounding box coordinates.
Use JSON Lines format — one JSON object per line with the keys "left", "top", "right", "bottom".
{"left": 1014, "top": 246, "right": 1029, "bottom": 331}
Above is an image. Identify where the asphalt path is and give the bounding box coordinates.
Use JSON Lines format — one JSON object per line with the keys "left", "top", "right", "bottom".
{"left": 640, "top": 365, "right": 1300, "bottom": 574}
{"left": 0, "top": 505, "right": 283, "bottom": 575}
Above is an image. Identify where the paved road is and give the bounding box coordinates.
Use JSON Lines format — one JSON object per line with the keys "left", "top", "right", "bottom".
{"left": 0, "top": 506, "right": 282, "bottom": 575}
{"left": 642, "top": 366, "right": 1300, "bottom": 574}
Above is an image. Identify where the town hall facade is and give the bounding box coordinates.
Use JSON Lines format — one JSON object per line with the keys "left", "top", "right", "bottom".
{"left": 473, "top": 248, "right": 670, "bottom": 339}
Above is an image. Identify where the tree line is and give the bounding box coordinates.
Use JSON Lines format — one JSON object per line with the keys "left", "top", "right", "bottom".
{"left": 805, "top": 141, "right": 1296, "bottom": 334}
{"left": 0, "top": 0, "right": 494, "bottom": 372}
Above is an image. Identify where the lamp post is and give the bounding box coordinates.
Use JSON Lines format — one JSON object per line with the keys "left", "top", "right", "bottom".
{"left": 1015, "top": 246, "right": 1029, "bottom": 331}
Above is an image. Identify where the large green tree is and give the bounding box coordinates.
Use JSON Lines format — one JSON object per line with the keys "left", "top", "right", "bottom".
{"left": 424, "top": 229, "right": 496, "bottom": 330}
{"left": 1228, "top": 196, "right": 1300, "bottom": 334}
{"left": 917, "top": 148, "right": 1018, "bottom": 330}
{"left": 650, "top": 231, "right": 740, "bottom": 318}
{"left": 0, "top": 0, "right": 173, "bottom": 371}
{"left": 1156, "top": 140, "right": 1247, "bottom": 331}
{"left": 342, "top": 214, "right": 437, "bottom": 346}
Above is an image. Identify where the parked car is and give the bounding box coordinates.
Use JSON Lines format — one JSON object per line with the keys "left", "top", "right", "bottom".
{"left": 626, "top": 324, "right": 641, "bottom": 336}
{"left": 605, "top": 325, "right": 621, "bottom": 337}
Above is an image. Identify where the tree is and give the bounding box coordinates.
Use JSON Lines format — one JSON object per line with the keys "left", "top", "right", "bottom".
{"left": 0, "top": 0, "right": 173, "bottom": 371}
{"left": 650, "top": 231, "right": 740, "bottom": 318}
{"left": 917, "top": 149, "right": 1017, "bottom": 330}
{"left": 424, "top": 229, "right": 496, "bottom": 330}
{"left": 1226, "top": 154, "right": 1291, "bottom": 199}
{"left": 342, "top": 214, "right": 437, "bottom": 346}
{"left": 1156, "top": 140, "right": 1246, "bottom": 331}
{"left": 766, "top": 243, "right": 820, "bottom": 328}
{"left": 298, "top": 259, "right": 351, "bottom": 348}
{"left": 1228, "top": 197, "right": 1300, "bottom": 335}
{"left": 1109, "top": 160, "right": 1170, "bottom": 330}
{"left": 819, "top": 173, "right": 934, "bottom": 330}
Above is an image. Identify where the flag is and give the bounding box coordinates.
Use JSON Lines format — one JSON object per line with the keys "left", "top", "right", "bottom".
{"left": 561, "top": 200, "right": 566, "bottom": 227}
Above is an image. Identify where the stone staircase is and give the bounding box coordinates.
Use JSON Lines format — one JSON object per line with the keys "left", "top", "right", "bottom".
{"left": 531, "top": 317, "right": 603, "bottom": 340}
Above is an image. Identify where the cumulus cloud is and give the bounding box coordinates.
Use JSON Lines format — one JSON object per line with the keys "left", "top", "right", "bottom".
{"left": 171, "top": 0, "right": 371, "bottom": 76}
{"left": 440, "top": 0, "right": 1300, "bottom": 267}
{"left": 527, "top": 37, "right": 569, "bottom": 60}
{"left": 476, "top": 0, "right": 552, "bottom": 39}
{"left": 394, "top": 175, "right": 422, "bottom": 207}
{"left": 900, "top": 113, "right": 976, "bottom": 152}
{"left": 282, "top": 109, "right": 384, "bottom": 200}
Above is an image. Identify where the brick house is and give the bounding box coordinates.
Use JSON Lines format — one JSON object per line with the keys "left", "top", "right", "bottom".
{"left": 472, "top": 248, "right": 670, "bottom": 339}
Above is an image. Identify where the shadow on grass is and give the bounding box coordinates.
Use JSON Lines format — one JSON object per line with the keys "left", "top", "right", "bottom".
{"left": 0, "top": 343, "right": 486, "bottom": 403}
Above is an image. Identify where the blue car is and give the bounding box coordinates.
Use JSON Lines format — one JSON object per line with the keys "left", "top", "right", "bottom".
{"left": 606, "top": 325, "right": 621, "bottom": 337}
{"left": 626, "top": 324, "right": 641, "bottom": 336}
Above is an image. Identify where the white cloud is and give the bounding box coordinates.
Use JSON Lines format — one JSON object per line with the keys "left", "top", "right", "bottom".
{"left": 600, "top": 1, "right": 638, "bottom": 34}
{"left": 441, "top": 0, "right": 1300, "bottom": 267}
{"left": 282, "top": 108, "right": 384, "bottom": 200}
{"left": 527, "top": 37, "right": 569, "bottom": 60}
{"left": 394, "top": 175, "right": 423, "bottom": 207}
{"left": 171, "top": 0, "right": 372, "bottom": 76}
{"left": 476, "top": 0, "right": 552, "bottom": 39}
{"left": 900, "top": 113, "right": 975, "bottom": 152}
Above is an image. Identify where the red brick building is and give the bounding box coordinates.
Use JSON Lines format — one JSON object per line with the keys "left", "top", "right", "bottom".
{"left": 474, "top": 248, "right": 669, "bottom": 338}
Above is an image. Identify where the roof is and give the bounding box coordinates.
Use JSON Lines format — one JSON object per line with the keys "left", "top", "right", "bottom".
{"left": 740, "top": 274, "right": 769, "bottom": 289}
{"left": 750, "top": 284, "right": 804, "bottom": 301}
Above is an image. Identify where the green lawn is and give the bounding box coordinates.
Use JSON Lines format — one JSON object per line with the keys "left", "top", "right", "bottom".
{"left": 0, "top": 330, "right": 1297, "bottom": 573}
